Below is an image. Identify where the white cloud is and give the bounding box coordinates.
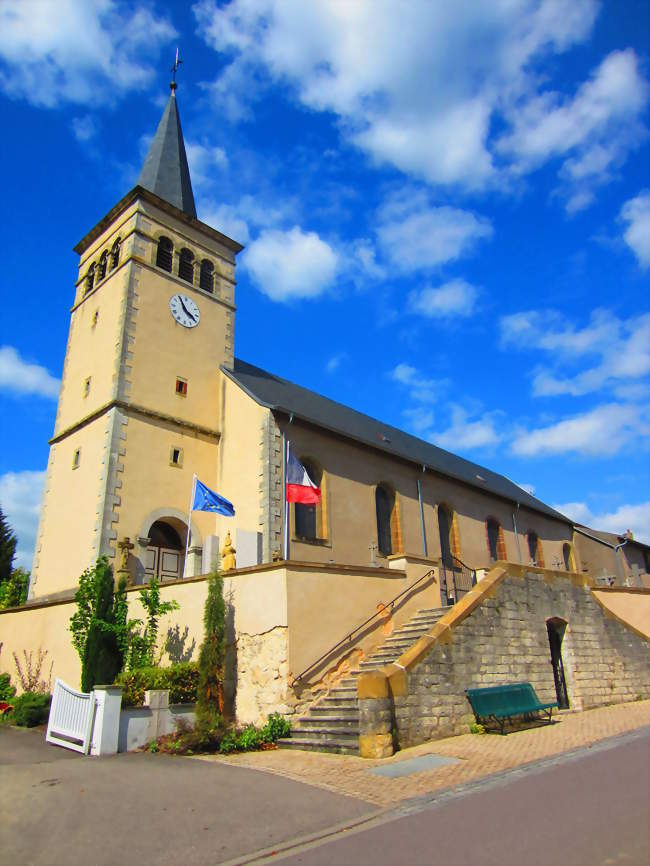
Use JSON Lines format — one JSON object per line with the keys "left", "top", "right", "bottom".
{"left": 376, "top": 190, "right": 492, "bottom": 272}
{"left": 0, "top": 346, "right": 60, "bottom": 399}
{"left": 499, "top": 49, "right": 648, "bottom": 210}
{"left": 326, "top": 352, "right": 346, "bottom": 373}
{"left": 243, "top": 226, "right": 339, "bottom": 301}
{"left": 620, "top": 191, "right": 650, "bottom": 269}
{"left": 408, "top": 279, "right": 479, "bottom": 319}
{"left": 552, "top": 500, "right": 650, "bottom": 545}
{"left": 390, "top": 363, "right": 447, "bottom": 404}
{"left": 71, "top": 114, "right": 98, "bottom": 142}
{"left": 0, "top": 0, "right": 175, "bottom": 107}
{"left": 431, "top": 405, "right": 502, "bottom": 451}
{"left": 402, "top": 407, "right": 435, "bottom": 435}
{"left": 511, "top": 403, "right": 648, "bottom": 457}
{"left": 186, "top": 141, "right": 229, "bottom": 190}
{"left": 193, "top": 0, "right": 647, "bottom": 205}
{"left": 198, "top": 193, "right": 299, "bottom": 245}
{"left": 0, "top": 471, "right": 46, "bottom": 570}
{"left": 500, "top": 309, "right": 650, "bottom": 398}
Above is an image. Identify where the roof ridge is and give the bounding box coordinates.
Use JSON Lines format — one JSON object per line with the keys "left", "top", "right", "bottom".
{"left": 225, "top": 358, "right": 571, "bottom": 524}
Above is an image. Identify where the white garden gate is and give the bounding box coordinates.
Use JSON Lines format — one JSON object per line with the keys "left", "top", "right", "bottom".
{"left": 46, "top": 678, "right": 96, "bottom": 754}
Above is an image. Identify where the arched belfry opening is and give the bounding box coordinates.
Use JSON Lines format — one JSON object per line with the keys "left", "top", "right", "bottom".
{"left": 144, "top": 517, "right": 188, "bottom": 582}
{"left": 546, "top": 617, "right": 570, "bottom": 709}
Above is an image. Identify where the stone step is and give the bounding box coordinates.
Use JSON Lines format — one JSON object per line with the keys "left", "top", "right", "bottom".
{"left": 318, "top": 691, "right": 359, "bottom": 709}
{"left": 310, "top": 706, "right": 359, "bottom": 719}
{"left": 373, "top": 629, "right": 426, "bottom": 655}
{"left": 395, "top": 622, "right": 439, "bottom": 634}
{"left": 412, "top": 607, "right": 447, "bottom": 617}
{"left": 291, "top": 723, "right": 359, "bottom": 738}
{"left": 277, "top": 737, "right": 359, "bottom": 755}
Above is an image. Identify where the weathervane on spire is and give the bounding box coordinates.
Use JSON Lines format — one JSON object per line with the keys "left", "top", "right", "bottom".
{"left": 170, "top": 47, "right": 183, "bottom": 92}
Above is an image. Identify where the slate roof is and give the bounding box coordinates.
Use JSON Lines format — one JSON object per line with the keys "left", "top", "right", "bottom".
{"left": 223, "top": 359, "right": 571, "bottom": 524}
{"left": 137, "top": 91, "right": 196, "bottom": 219}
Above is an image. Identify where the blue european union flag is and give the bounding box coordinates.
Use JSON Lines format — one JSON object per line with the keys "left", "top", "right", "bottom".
{"left": 191, "top": 478, "right": 235, "bottom": 516}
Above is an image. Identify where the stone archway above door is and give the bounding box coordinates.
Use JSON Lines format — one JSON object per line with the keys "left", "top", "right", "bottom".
{"left": 136, "top": 507, "right": 203, "bottom": 583}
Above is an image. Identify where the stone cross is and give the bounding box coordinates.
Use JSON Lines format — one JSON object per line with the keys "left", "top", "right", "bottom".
{"left": 117, "top": 537, "right": 134, "bottom": 581}
{"left": 368, "top": 542, "right": 378, "bottom": 568}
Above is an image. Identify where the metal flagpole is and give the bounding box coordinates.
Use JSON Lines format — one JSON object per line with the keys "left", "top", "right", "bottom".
{"left": 183, "top": 473, "right": 197, "bottom": 579}
{"left": 282, "top": 434, "right": 289, "bottom": 561}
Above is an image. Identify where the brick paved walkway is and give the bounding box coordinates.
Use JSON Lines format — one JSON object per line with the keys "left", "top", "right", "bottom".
{"left": 196, "top": 700, "right": 650, "bottom": 806}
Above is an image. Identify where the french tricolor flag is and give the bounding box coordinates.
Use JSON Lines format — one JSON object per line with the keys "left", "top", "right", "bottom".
{"left": 286, "top": 444, "right": 321, "bottom": 504}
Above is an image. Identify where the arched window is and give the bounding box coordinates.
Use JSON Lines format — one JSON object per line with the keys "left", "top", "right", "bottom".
{"left": 563, "top": 543, "right": 574, "bottom": 571}
{"left": 526, "top": 531, "right": 545, "bottom": 567}
{"left": 438, "top": 505, "right": 459, "bottom": 567}
{"left": 110, "top": 238, "right": 121, "bottom": 270}
{"left": 375, "top": 484, "right": 394, "bottom": 556}
{"left": 199, "top": 259, "right": 214, "bottom": 293}
{"left": 178, "top": 248, "right": 194, "bottom": 284}
{"left": 85, "top": 263, "right": 95, "bottom": 295}
{"left": 156, "top": 236, "right": 173, "bottom": 272}
{"left": 294, "top": 459, "right": 324, "bottom": 541}
{"left": 486, "top": 518, "right": 506, "bottom": 562}
{"left": 98, "top": 251, "right": 108, "bottom": 281}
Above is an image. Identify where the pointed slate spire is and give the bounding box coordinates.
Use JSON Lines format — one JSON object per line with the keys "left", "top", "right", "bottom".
{"left": 137, "top": 87, "right": 197, "bottom": 219}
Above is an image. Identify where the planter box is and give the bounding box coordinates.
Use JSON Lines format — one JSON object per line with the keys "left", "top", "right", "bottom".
{"left": 117, "top": 689, "right": 195, "bottom": 752}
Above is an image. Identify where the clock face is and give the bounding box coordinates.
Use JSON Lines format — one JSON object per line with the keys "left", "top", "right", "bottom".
{"left": 169, "top": 294, "right": 200, "bottom": 328}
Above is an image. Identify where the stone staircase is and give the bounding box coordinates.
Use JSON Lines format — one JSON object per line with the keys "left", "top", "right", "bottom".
{"left": 278, "top": 606, "right": 447, "bottom": 755}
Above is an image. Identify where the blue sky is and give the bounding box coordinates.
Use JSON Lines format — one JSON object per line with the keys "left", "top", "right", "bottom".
{"left": 0, "top": 0, "right": 649, "bottom": 567}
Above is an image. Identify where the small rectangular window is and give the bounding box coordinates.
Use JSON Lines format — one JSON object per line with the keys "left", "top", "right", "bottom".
{"left": 83, "top": 377, "right": 91, "bottom": 397}
{"left": 72, "top": 448, "right": 81, "bottom": 469}
{"left": 170, "top": 446, "right": 183, "bottom": 467}
{"left": 175, "top": 378, "right": 187, "bottom": 396}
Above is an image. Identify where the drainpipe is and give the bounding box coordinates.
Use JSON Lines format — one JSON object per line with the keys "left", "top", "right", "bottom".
{"left": 512, "top": 502, "right": 522, "bottom": 563}
{"left": 417, "top": 465, "right": 428, "bottom": 557}
{"left": 282, "top": 412, "right": 294, "bottom": 561}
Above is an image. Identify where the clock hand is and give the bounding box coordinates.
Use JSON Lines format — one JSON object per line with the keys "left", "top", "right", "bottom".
{"left": 179, "top": 298, "right": 196, "bottom": 322}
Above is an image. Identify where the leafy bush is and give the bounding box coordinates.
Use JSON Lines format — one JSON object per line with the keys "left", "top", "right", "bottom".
{"left": 0, "top": 568, "right": 29, "bottom": 608}
{"left": 262, "top": 712, "right": 291, "bottom": 742}
{"left": 9, "top": 692, "right": 51, "bottom": 727}
{"left": 196, "top": 571, "right": 226, "bottom": 731}
{"left": 0, "top": 672, "right": 16, "bottom": 703}
{"left": 146, "top": 712, "right": 290, "bottom": 756}
{"left": 117, "top": 662, "right": 199, "bottom": 706}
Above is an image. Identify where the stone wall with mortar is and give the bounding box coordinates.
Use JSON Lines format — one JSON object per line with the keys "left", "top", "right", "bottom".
{"left": 232, "top": 626, "right": 290, "bottom": 727}
{"left": 358, "top": 566, "right": 650, "bottom": 757}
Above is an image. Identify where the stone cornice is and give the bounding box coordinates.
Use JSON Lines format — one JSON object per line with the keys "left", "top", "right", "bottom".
{"left": 49, "top": 400, "right": 221, "bottom": 445}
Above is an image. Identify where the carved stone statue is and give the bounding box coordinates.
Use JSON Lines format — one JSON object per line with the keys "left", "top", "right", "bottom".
{"left": 221, "top": 532, "right": 236, "bottom": 572}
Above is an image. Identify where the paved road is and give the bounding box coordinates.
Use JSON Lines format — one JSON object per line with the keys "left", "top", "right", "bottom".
{"left": 270, "top": 730, "right": 650, "bottom": 866}
{"left": 0, "top": 727, "right": 374, "bottom": 866}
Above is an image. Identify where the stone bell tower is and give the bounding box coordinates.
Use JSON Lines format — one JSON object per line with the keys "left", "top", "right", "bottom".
{"left": 30, "top": 81, "right": 243, "bottom": 598}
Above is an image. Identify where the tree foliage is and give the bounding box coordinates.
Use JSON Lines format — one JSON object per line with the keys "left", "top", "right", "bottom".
{"left": 0, "top": 507, "right": 17, "bottom": 585}
{"left": 79, "top": 558, "right": 123, "bottom": 692}
{"left": 0, "top": 568, "right": 29, "bottom": 609}
{"left": 196, "top": 571, "right": 226, "bottom": 730}
{"left": 70, "top": 562, "right": 180, "bottom": 688}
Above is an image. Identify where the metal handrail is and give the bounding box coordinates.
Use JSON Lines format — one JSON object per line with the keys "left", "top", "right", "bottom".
{"left": 440, "top": 554, "right": 477, "bottom": 606}
{"left": 291, "top": 567, "right": 436, "bottom": 686}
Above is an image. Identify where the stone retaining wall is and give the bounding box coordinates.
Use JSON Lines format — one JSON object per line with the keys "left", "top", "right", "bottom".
{"left": 358, "top": 566, "right": 650, "bottom": 757}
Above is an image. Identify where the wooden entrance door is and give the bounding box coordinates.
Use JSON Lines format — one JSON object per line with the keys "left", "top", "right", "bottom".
{"left": 144, "top": 546, "right": 183, "bottom": 581}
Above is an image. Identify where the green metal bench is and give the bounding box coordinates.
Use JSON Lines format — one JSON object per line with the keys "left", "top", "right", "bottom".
{"left": 465, "top": 682, "right": 558, "bottom": 735}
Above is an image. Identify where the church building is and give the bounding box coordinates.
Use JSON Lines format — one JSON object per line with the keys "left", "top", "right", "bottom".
{"left": 5, "top": 81, "right": 647, "bottom": 750}
{"left": 29, "top": 83, "right": 648, "bottom": 602}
